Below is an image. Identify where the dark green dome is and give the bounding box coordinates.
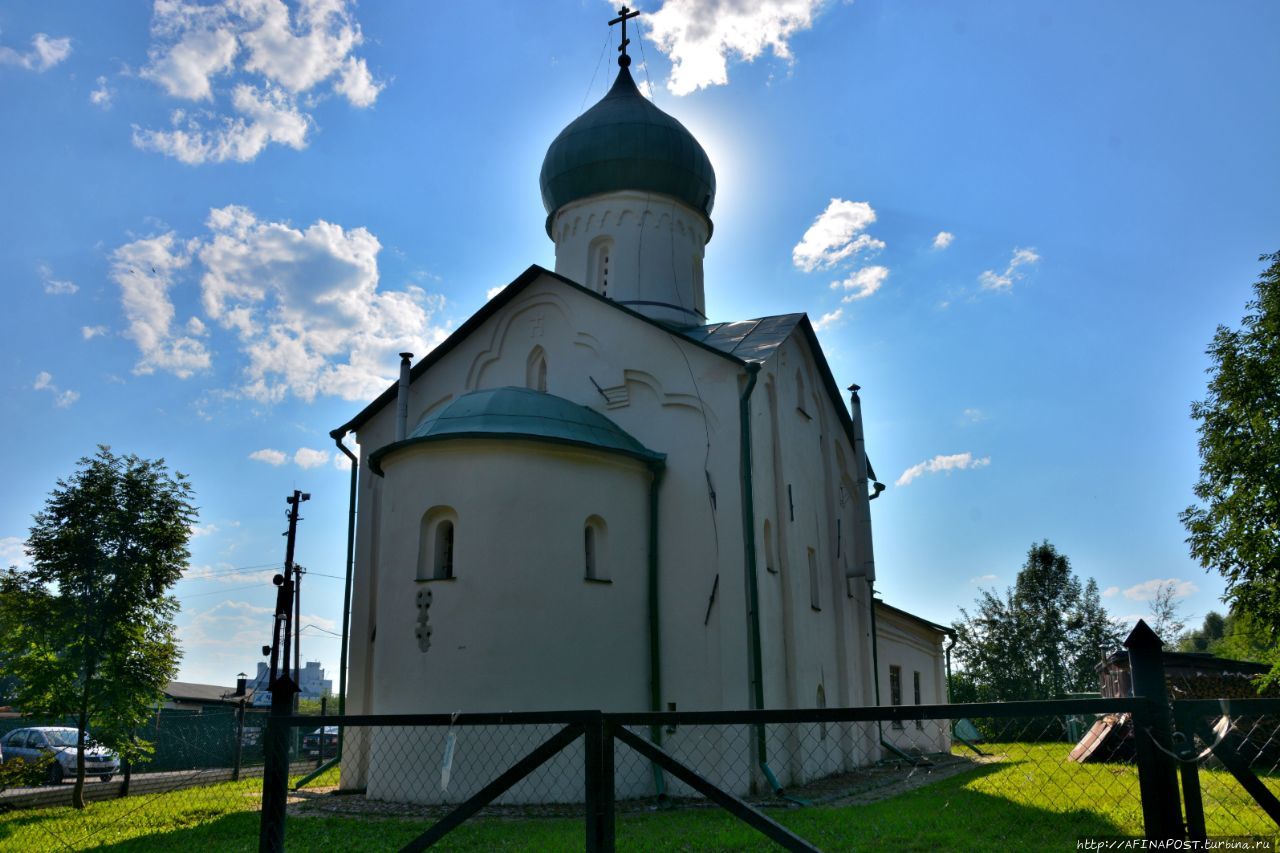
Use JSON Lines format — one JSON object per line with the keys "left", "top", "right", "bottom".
{"left": 368, "top": 386, "right": 665, "bottom": 475}
{"left": 540, "top": 66, "right": 716, "bottom": 234}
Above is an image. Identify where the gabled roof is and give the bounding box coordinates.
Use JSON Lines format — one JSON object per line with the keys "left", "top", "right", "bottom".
{"left": 331, "top": 265, "right": 872, "bottom": 483}
{"left": 875, "top": 600, "right": 955, "bottom": 637}
{"left": 164, "top": 681, "right": 249, "bottom": 705}
{"left": 680, "top": 314, "right": 805, "bottom": 363}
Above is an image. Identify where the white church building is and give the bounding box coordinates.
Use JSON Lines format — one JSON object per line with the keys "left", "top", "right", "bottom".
{"left": 332, "top": 37, "right": 949, "bottom": 802}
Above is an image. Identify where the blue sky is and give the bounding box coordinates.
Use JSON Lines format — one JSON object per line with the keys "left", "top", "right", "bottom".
{"left": 2, "top": 1, "right": 1277, "bottom": 688}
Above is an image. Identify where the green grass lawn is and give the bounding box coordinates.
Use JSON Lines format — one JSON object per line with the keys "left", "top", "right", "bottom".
{"left": 0, "top": 744, "right": 1274, "bottom": 851}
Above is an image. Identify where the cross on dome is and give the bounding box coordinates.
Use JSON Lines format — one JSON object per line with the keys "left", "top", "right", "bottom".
{"left": 608, "top": 5, "right": 640, "bottom": 68}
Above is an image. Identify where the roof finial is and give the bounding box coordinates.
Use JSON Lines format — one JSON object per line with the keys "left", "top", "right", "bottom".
{"left": 609, "top": 5, "right": 640, "bottom": 68}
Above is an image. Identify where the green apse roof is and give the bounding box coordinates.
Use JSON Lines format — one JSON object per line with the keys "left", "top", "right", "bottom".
{"left": 367, "top": 386, "right": 665, "bottom": 475}
{"left": 539, "top": 65, "right": 716, "bottom": 235}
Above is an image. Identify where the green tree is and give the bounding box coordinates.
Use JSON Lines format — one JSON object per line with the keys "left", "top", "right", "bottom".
{"left": 0, "top": 447, "right": 193, "bottom": 809}
{"left": 1178, "top": 611, "right": 1227, "bottom": 653}
{"left": 1181, "top": 251, "right": 1280, "bottom": 674}
{"left": 952, "top": 541, "right": 1122, "bottom": 701}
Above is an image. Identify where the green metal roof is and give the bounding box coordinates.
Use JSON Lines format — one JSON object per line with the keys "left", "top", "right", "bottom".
{"left": 367, "top": 386, "right": 665, "bottom": 475}
{"left": 539, "top": 66, "right": 716, "bottom": 235}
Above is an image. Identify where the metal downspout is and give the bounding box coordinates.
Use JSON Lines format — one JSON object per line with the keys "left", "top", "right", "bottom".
{"left": 294, "top": 431, "right": 358, "bottom": 792}
{"left": 867, "top": 582, "right": 922, "bottom": 764}
{"left": 647, "top": 465, "right": 667, "bottom": 798}
{"left": 737, "top": 363, "right": 784, "bottom": 794}
{"left": 333, "top": 432, "right": 359, "bottom": 762}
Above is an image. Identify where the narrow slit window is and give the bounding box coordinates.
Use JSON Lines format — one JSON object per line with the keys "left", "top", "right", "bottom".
{"left": 434, "top": 520, "right": 454, "bottom": 580}
{"left": 584, "top": 515, "right": 608, "bottom": 581}
{"left": 913, "top": 671, "right": 923, "bottom": 730}
{"left": 588, "top": 237, "right": 614, "bottom": 296}
{"left": 889, "top": 665, "right": 903, "bottom": 729}
{"left": 763, "top": 520, "right": 776, "bottom": 573}
{"left": 526, "top": 346, "right": 548, "bottom": 393}
{"left": 808, "top": 547, "right": 820, "bottom": 611}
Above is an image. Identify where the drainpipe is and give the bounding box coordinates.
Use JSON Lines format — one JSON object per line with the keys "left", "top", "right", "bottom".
{"left": 295, "top": 428, "right": 358, "bottom": 791}
{"left": 944, "top": 631, "right": 956, "bottom": 703}
{"left": 848, "top": 384, "right": 914, "bottom": 762}
{"left": 395, "top": 353, "right": 413, "bottom": 441}
{"left": 647, "top": 464, "right": 667, "bottom": 798}
{"left": 736, "top": 363, "right": 784, "bottom": 795}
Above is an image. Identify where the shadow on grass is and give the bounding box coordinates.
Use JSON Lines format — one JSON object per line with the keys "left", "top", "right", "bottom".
{"left": 19, "top": 759, "right": 1138, "bottom": 851}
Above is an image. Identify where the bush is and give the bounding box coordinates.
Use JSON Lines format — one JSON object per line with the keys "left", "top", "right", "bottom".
{"left": 0, "top": 753, "right": 56, "bottom": 790}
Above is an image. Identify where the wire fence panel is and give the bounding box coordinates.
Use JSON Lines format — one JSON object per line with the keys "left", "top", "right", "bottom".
{"left": 7, "top": 700, "right": 1273, "bottom": 850}
{"left": 1176, "top": 707, "right": 1280, "bottom": 837}
{"left": 0, "top": 712, "right": 309, "bottom": 850}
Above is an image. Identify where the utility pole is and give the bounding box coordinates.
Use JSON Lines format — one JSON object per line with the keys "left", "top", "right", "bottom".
{"left": 293, "top": 562, "right": 305, "bottom": 709}
{"left": 260, "top": 489, "right": 309, "bottom": 851}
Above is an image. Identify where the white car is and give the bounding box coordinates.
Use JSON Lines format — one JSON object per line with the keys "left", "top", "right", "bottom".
{"left": 0, "top": 727, "right": 119, "bottom": 784}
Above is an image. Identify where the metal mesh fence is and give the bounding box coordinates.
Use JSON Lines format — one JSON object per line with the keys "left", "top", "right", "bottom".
{"left": 1174, "top": 703, "right": 1280, "bottom": 837}
{"left": 0, "top": 713, "right": 314, "bottom": 850}
{"left": 6, "top": 700, "right": 1278, "bottom": 850}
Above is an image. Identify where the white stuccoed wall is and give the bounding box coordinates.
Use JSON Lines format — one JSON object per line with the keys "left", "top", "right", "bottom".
{"left": 550, "top": 190, "right": 709, "bottom": 327}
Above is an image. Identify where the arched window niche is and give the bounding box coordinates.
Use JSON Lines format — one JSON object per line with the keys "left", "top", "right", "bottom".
{"left": 588, "top": 236, "right": 614, "bottom": 296}
{"left": 526, "top": 346, "right": 548, "bottom": 393}
{"left": 584, "top": 515, "right": 609, "bottom": 582}
{"left": 417, "top": 506, "right": 458, "bottom": 581}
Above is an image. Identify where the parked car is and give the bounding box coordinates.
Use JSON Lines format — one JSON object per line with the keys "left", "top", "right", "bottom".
{"left": 302, "top": 725, "right": 338, "bottom": 759}
{"left": 0, "top": 727, "right": 119, "bottom": 785}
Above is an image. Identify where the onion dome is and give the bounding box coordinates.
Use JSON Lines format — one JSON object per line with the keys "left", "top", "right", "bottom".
{"left": 368, "top": 386, "right": 665, "bottom": 475}
{"left": 539, "top": 66, "right": 716, "bottom": 235}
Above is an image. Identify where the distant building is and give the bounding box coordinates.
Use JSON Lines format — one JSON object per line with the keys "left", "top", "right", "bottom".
{"left": 248, "top": 661, "right": 332, "bottom": 705}
{"left": 162, "top": 678, "right": 252, "bottom": 712}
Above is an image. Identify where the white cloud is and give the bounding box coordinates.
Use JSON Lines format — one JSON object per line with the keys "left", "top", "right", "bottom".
{"left": 896, "top": 452, "right": 990, "bottom": 487}
{"left": 110, "top": 232, "right": 212, "bottom": 377}
{"left": 111, "top": 206, "right": 448, "bottom": 403}
{"left": 196, "top": 205, "right": 447, "bottom": 402}
{"left": 132, "top": 84, "right": 311, "bottom": 164}
{"left": 0, "top": 536, "right": 30, "bottom": 569}
{"left": 333, "top": 56, "right": 382, "bottom": 107}
{"left": 793, "top": 199, "right": 883, "bottom": 272}
{"left": 962, "top": 407, "right": 987, "bottom": 423}
{"left": 832, "top": 265, "right": 889, "bottom": 302}
{"left": 33, "top": 371, "right": 79, "bottom": 408}
{"left": 979, "top": 247, "right": 1041, "bottom": 291}
{"left": 293, "top": 447, "right": 330, "bottom": 469}
{"left": 969, "top": 574, "right": 998, "bottom": 585}
{"left": 82, "top": 325, "right": 109, "bottom": 340}
{"left": 645, "top": 0, "right": 823, "bottom": 96}
{"left": 333, "top": 450, "right": 355, "bottom": 470}
{"left": 811, "top": 307, "right": 843, "bottom": 332}
{"left": 189, "top": 523, "right": 219, "bottom": 538}
{"left": 1122, "top": 578, "right": 1199, "bottom": 602}
{"left": 249, "top": 448, "right": 288, "bottom": 466}
{"left": 183, "top": 564, "right": 277, "bottom": 585}
{"left": 37, "top": 262, "right": 78, "bottom": 295}
{"left": 1102, "top": 586, "right": 1119, "bottom": 598}
{"left": 0, "top": 32, "right": 72, "bottom": 72}
{"left": 486, "top": 285, "right": 505, "bottom": 300}
{"left": 135, "top": 0, "right": 382, "bottom": 164}
{"left": 932, "top": 231, "right": 954, "bottom": 250}
{"left": 90, "top": 75, "right": 114, "bottom": 108}
{"left": 183, "top": 599, "right": 336, "bottom": 655}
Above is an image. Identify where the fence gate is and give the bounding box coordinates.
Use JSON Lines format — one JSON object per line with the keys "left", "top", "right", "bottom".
{"left": 1171, "top": 698, "right": 1280, "bottom": 839}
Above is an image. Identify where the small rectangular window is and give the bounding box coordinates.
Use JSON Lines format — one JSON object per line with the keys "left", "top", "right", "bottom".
{"left": 889, "top": 665, "right": 903, "bottom": 729}
{"left": 807, "top": 547, "right": 820, "bottom": 611}
{"left": 913, "top": 671, "right": 923, "bottom": 730}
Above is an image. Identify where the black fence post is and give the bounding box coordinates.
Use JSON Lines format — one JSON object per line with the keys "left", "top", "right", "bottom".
{"left": 233, "top": 698, "right": 246, "bottom": 783}
{"left": 258, "top": 682, "right": 294, "bottom": 852}
{"left": 584, "top": 713, "right": 615, "bottom": 853}
{"left": 1126, "top": 619, "right": 1183, "bottom": 840}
